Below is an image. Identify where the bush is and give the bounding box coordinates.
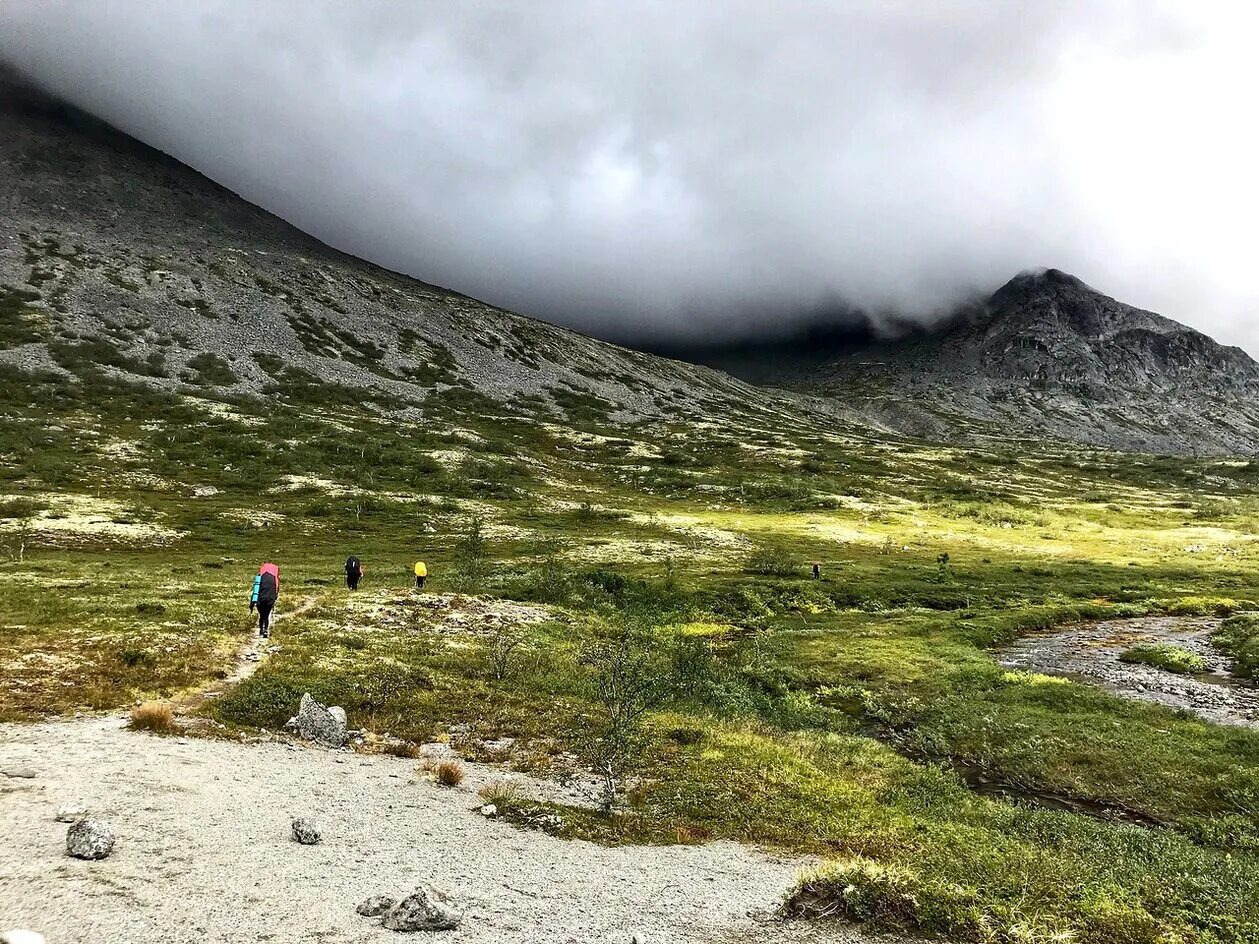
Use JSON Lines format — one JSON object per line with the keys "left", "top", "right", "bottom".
{"left": 744, "top": 548, "right": 798, "bottom": 577}
{"left": 433, "top": 759, "right": 464, "bottom": 786}
{"left": 1215, "top": 614, "right": 1259, "bottom": 680}
{"left": 129, "top": 701, "right": 175, "bottom": 733}
{"left": 1119, "top": 643, "right": 1206, "bottom": 674}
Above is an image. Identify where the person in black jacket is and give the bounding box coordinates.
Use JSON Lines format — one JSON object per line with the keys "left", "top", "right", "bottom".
{"left": 345, "top": 555, "right": 363, "bottom": 590}
{"left": 249, "top": 562, "right": 280, "bottom": 638}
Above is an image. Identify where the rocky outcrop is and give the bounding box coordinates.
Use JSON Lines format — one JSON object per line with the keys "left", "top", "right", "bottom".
{"left": 286, "top": 694, "right": 347, "bottom": 747}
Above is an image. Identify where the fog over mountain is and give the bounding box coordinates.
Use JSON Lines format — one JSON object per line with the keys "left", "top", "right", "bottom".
{"left": 1, "top": 1, "right": 1255, "bottom": 349}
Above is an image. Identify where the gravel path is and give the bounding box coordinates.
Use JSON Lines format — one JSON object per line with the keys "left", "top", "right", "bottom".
{"left": 0, "top": 717, "right": 861, "bottom": 944}
{"left": 999, "top": 616, "right": 1259, "bottom": 728}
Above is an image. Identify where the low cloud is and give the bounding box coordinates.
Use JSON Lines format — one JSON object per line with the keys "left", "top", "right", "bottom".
{"left": 1, "top": 1, "right": 1255, "bottom": 349}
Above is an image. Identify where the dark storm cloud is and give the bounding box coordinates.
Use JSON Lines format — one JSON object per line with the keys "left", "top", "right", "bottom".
{"left": 0, "top": 1, "right": 1253, "bottom": 348}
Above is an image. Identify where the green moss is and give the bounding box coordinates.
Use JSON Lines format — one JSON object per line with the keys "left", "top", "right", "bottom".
{"left": 1119, "top": 642, "right": 1207, "bottom": 674}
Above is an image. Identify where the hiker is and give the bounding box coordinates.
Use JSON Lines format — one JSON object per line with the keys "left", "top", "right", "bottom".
{"left": 345, "top": 555, "right": 363, "bottom": 590}
{"left": 413, "top": 560, "right": 427, "bottom": 590}
{"left": 812, "top": 561, "right": 821, "bottom": 580}
{"left": 249, "top": 562, "right": 280, "bottom": 638}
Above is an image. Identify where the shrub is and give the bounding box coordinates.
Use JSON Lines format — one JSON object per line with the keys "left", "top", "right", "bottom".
{"left": 581, "top": 622, "right": 670, "bottom": 811}
{"left": 1119, "top": 643, "right": 1206, "bottom": 674}
{"left": 433, "top": 759, "right": 464, "bottom": 786}
{"left": 129, "top": 701, "right": 175, "bottom": 733}
{"left": 1214, "top": 614, "right": 1259, "bottom": 680}
{"left": 183, "top": 352, "right": 238, "bottom": 386}
{"left": 744, "top": 548, "right": 798, "bottom": 577}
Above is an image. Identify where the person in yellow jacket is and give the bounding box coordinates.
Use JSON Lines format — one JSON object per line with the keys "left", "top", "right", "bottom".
{"left": 413, "top": 560, "right": 427, "bottom": 590}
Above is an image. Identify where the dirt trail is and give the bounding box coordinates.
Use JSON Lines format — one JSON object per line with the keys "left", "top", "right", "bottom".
{"left": 174, "top": 594, "right": 320, "bottom": 716}
{"left": 0, "top": 717, "right": 860, "bottom": 944}
{"left": 999, "top": 615, "right": 1259, "bottom": 728}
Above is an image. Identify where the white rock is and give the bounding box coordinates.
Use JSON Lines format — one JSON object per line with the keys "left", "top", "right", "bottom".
{"left": 54, "top": 803, "right": 87, "bottom": 823}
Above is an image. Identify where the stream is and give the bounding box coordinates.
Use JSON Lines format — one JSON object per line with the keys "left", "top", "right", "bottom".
{"left": 998, "top": 615, "right": 1259, "bottom": 729}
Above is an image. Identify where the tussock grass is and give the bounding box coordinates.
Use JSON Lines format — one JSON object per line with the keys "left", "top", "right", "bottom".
{"left": 129, "top": 701, "right": 175, "bottom": 733}
{"left": 433, "top": 759, "right": 464, "bottom": 787}
{"left": 384, "top": 740, "right": 420, "bottom": 759}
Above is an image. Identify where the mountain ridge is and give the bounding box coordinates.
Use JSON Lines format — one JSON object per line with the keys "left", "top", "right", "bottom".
{"left": 798, "top": 267, "right": 1259, "bottom": 454}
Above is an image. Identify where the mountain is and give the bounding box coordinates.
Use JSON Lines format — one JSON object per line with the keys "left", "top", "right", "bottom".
{"left": 794, "top": 269, "right": 1259, "bottom": 455}
{"left": 2, "top": 68, "right": 1255, "bottom": 457}
{"left": 0, "top": 71, "right": 807, "bottom": 433}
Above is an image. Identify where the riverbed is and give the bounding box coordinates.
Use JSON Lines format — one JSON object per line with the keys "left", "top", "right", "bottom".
{"left": 999, "top": 615, "right": 1259, "bottom": 728}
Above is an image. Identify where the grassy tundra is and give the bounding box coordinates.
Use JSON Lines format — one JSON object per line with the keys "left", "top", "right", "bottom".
{"left": 3, "top": 361, "right": 1259, "bottom": 944}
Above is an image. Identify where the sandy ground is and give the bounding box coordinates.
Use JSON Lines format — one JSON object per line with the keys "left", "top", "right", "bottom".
{"left": 0, "top": 717, "right": 865, "bottom": 944}
{"left": 999, "top": 616, "right": 1259, "bottom": 727}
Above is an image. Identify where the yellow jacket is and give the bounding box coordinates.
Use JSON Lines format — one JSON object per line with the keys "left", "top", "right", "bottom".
{"left": 414, "top": 561, "right": 427, "bottom": 577}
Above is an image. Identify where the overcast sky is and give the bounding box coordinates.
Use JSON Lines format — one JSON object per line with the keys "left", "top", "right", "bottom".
{"left": 0, "top": 1, "right": 1256, "bottom": 349}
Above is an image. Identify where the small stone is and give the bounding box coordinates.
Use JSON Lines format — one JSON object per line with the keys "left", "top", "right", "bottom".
{"left": 479, "top": 804, "right": 497, "bottom": 817}
{"left": 54, "top": 803, "right": 87, "bottom": 823}
{"left": 291, "top": 817, "right": 321, "bottom": 845}
{"left": 631, "top": 934, "right": 647, "bottom": 944}
{"left": 382, "top": 886, "right": 462, "bottom": 932}
{"left": 1, "top": 767, "right": 36, "bottom": 779}
{"left": 356, "top": 894, "right": 396, "bottom": 917}
{"left": 66, "top": 819, "right": 115, "bottom": 860}
{"left": 0, "top": 931, "right": 47, "bottom": 944}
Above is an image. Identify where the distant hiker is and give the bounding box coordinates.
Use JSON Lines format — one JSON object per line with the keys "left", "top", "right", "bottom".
{"left": 812, "top": 561, "right": 821, "bottom": 580}
{"left": 414, "top": 560, "right": 427, "bottom": 590}
{"left": 249, "top": 562, "right": 280, "bottom": 638}
{"left": 345, "top": 555, "right": 363, "bottom": 590}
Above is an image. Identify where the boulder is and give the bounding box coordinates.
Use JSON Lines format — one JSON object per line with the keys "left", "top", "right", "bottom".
{"left": 356, "top": 895, "right": 396, "bottom": 917}
{"left": 54, "top": 803, "right": 87, "bottom": 823}
{"left": 381, "top": 886, "right": 462, "bottom": 932}
{"left": 287, "top": 693, "right": 347, "bottom": 747}
{"left": 0, "top": 767, "right": 36, "bottom": 779}
{"left": 66, "top": 819, "right": 114, "bottom": 860}
{"left": 291, "top": 817, "right": 321, "bottom": 845}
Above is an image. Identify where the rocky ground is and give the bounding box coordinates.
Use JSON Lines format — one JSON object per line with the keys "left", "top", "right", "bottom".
{"left": 0, "top": 717, "right": 870, "bottom": 944}
{"left": 999, "top": 616, "right": 1259, "bottom": 728}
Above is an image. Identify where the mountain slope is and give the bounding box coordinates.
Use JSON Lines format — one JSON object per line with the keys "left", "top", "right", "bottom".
{"left": 0, "top": 72, "right": 803, "bottom": 431}
{"left": 802, "top": 269, "right": 1259, "bottom": 454}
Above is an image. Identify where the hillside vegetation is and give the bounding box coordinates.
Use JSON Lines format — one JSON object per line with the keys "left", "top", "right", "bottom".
{"left": 3, "top": 354, "right": 1259, "bottom": 944}
{"left": 4, "top": 76, "right": 1259, "bottom": 944}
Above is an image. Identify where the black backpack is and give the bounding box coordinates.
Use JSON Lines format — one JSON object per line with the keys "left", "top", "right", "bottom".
{"left": 345, "top": 555, "right": 361, "bottom": 576}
